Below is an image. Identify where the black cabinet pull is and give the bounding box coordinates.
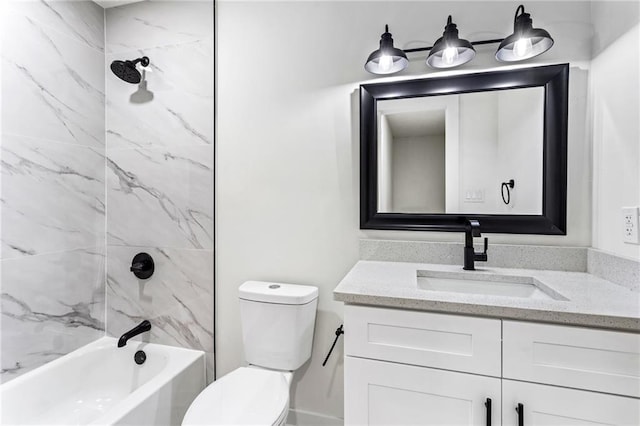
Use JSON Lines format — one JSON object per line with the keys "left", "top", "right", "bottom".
{"left": 516, "top": 403, "right": 524, "bottom": 426}
{"left": 484, "top": 398, "right": 492, "bottom": 426}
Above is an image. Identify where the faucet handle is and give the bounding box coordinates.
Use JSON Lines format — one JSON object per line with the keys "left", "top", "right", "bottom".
{"left": 474, "top": 237, "right": 489, "bottom": 263}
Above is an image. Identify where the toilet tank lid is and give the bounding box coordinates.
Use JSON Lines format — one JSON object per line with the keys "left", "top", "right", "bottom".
{"left": 239, "top": 281, "right": 318, "bottom": 305}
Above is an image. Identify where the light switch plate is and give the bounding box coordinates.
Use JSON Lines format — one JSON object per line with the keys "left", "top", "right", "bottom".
{"left": 622, "top": 207, "right": 639, "bottom": 244}
{"left": 464, "top": 189, "right": 485, "bottom": 203}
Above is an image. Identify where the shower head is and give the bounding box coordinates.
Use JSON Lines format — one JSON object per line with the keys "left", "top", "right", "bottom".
{"left": 110, "top": 56, "right": 150, "bottom": 84}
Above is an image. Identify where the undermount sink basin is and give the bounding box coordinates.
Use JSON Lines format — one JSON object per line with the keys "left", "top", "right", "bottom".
{"left": 416, "top": 270, "right": 567, "bottom": 301}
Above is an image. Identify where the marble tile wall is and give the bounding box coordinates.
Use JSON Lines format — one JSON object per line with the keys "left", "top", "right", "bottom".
{"left": 1, "top": 0, "right": 106, "bottom": 383}
{"left": 104, "top": 1, "right": 215, "bottom": 380}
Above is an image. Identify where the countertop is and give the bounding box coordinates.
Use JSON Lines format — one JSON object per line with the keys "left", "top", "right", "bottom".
{"left": 333, "top": 261, "right": 640, "bottom": 331}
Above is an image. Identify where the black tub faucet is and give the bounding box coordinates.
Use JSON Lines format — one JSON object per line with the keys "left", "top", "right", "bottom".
{"left": 464, "top": 220, "right": 488, "bottom": 270}
{"left": 118, "top": 320, "right": 151, "bottom": 347}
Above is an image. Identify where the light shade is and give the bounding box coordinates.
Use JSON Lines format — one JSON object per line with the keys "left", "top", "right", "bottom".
{"left": 426, "top": 16, "right": 475, "bottom": 69}
{"left": 364, "top": 25, "right": 408, "bottom": 75}
{"left": 496, "top": 5, "right": 554, "bottom": 62}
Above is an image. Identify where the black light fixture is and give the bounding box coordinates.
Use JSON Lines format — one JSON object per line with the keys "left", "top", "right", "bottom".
{"left": 364, "top": 25, "right": 409, "bottom": 75}
{"left": 496, "top": 5, "right": 554, "bottom": 62}
{"left": 426, "top": 16, "right": 475, "bottom": 69}
{"left": 364, "top": 4, "right": 554, "bottom": 75}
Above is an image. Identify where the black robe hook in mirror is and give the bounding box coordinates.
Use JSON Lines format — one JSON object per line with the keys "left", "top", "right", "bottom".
{"left": 501, "top": 179, "right": 515, "bottom": 205}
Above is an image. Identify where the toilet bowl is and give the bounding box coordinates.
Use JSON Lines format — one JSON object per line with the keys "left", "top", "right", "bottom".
{"left": 182, "top": 367, "right": 292, "bottom": 426}
{"left": 182, "top": 281, "right": 318, "bottom": 426}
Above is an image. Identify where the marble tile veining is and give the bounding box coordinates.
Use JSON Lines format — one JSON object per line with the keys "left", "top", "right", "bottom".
{"left": 105, "top": 0, "right": 213, "bottom": 54}
{"left": 106, "top": 145, "right": 213, "bottom": 248}
{"left": 1, "top": 134, "right": 105, "bottom": 259}
{"left": 6, "top": 0, "right": 105, "bottom": 52}
{"left": 106, "top": 38, "right": 214, "bottom": 150}
{"left": 1, "top": 247, "right": 105, "bottom": 383}
{"left": 1, "top": 11, "right": 105, "bottom": 147}
{"left": 106, "top": 246, "right": 214, "bottom": 352}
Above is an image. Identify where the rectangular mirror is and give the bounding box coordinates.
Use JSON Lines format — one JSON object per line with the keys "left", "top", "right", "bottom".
{"left": 360, "top": 64, "right": 568, "bottom": 234}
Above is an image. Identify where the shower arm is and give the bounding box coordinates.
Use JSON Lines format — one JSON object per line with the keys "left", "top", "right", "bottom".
{"left": 130, "top": 56, "right": 150, "bottom": 67}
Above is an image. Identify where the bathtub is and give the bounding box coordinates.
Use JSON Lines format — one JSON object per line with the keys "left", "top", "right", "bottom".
{"left": 0, "top": 337, "right": 205, "bottom": 425}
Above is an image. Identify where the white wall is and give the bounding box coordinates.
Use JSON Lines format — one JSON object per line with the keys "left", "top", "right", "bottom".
{"left": 392, "top": 135, "right": 445, "bottom": 212}
{"left": 458, "top": 92, "right": 500, "bottom": 212}
{"left": 590, "top": 2, "right": 640, "bottom": 260}
{"left": 496, "top": 88, "right": 544, "bottom": 214}
{"left": 218, "top": 0, "right": 596, "bottom": 419}
{"left": 377, "top": 115, "right": 393, "bottom": 212}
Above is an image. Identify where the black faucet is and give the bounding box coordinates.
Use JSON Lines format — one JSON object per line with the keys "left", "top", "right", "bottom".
{"left": 463, "top": 220, "right": 488, "bottom": 270}
{"left": 118, "top": 320, "right": 151, "bottom": 347}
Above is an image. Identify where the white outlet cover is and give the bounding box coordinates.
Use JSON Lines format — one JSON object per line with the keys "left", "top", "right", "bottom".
{"left": 622, "top": 207, "right": 640, "bottom": 244}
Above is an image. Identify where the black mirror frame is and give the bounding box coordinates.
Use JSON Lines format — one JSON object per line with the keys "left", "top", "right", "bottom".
{"left": 360, "top": 63, "right": 568, "bottom": 234}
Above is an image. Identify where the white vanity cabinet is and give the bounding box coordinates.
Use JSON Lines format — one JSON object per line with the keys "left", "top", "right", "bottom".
{"left": 346, "top": 357, "right": 500, "bottom": 425}
{"left": 344, "top": 305, "right": 640, "bottom": 426}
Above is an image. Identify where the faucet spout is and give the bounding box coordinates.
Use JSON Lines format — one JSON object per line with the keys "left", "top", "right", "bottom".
{"left": 463, "top": 220, "right": 488, "bottom": 271}
{"left": 118, "top": 320, "right": 151, "bottom": 347}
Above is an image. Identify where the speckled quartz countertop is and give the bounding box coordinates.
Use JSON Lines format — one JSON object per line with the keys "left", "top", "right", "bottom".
{"left": 334, "top": 261, "right": 640, "bottom": 331}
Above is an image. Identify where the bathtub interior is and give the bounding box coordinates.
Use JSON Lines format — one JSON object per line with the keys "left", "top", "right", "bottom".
{"left": 0, "top": 337, "right": 205, "bottom": 425}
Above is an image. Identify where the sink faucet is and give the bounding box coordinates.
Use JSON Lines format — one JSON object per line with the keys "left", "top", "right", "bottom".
{"left": 118, "top": 320, "right": 151, "bottom": 347}
{"left": 464, "top": 220, "right": 488, "bottom": 270}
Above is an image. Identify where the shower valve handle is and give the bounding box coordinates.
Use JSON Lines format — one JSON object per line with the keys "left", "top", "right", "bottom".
{"left": 130, "top": 252, "right": 154, "bottom": 279}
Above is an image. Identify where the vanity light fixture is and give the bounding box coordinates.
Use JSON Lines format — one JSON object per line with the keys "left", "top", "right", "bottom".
{"left": 495, "top": 5, "right": 554, "bottom": 62}
{"left": 364, "top": 25, "right": 409, "bottom": 75}
{"left": 364, "top": 4, "right": 553, "bottom": 74}
{"left": 426, "top": 16, "right": 475, "bottom": 69}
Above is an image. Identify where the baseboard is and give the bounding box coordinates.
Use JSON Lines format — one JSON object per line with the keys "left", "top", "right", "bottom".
{"left": 286, "top": 408, "right": 343, "bottom": 426}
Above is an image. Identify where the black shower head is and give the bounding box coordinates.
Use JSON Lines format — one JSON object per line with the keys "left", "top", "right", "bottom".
{"left": 110, "top": 56, "right": 149, "bottom": 84}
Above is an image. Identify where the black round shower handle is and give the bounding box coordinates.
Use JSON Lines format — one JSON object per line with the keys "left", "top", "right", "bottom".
{"left": 130, "top": 252, "right": 154, "bottom": 279}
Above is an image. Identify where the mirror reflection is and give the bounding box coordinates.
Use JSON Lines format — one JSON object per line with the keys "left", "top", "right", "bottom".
{"left": 377, "top": 87, "right": 544, "bottom": 215}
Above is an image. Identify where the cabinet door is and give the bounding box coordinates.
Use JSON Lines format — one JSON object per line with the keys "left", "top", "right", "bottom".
{"left": 345, "top": 356, "right": 500, "bottom": 426}
{"left": 503, "top": 380, "right": 640, "bottom": 426}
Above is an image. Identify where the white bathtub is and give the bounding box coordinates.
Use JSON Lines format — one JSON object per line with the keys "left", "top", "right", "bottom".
{"left": 0, "top": 337, "right": 205, "bottom": 425}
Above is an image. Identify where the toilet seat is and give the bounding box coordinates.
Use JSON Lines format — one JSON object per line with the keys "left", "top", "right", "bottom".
{"left": 182, "top": 367, "right": 289, "bottom": 426}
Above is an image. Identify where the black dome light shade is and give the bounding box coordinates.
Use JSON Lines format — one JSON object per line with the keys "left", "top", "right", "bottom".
{"left": 426, "top": 16, "right": 475, "bottom": 69}
{"left": 496, "top": 5, "right": 554, "bottom": 62}
{"left": 364, "top": 25, "right": 409, "bottom": 75}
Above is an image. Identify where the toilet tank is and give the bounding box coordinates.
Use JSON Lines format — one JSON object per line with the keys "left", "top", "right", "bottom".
{"left": 239, "top": 281, "right": 318, "bottom": 371}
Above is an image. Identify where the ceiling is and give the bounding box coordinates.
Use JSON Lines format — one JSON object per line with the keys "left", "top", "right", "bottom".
{"left": 386, "top": 110, "right": 445, "bottom": 139}
{"left": 92, "top": 0, "right": 145, "bottom": 8}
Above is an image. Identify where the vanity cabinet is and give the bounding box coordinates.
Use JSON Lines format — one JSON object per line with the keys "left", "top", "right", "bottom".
{"left": 344, "top": 305, "right": 640, "bottom": 426}
{"left": 346, "top": 357, "right": 500, "bottom": 425}
{"left": 502, "top": 380, "right": 640, "bottom": 425}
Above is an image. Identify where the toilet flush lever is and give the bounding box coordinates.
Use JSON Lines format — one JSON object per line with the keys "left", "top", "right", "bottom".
{"left": 322, "top": 325, "right": 344, "bottom": 367}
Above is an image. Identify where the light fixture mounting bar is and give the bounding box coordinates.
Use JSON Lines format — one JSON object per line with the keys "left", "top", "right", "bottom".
{"left": 404, "top": 38, "right": 504, "bottom": 53}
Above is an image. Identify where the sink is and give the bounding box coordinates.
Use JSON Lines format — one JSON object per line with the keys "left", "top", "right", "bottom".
{"left": 416, "top": 270, "right": 567, "bottom": 301}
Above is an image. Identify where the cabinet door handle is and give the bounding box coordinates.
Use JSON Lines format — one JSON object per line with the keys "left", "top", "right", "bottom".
{"left": 516, "top": 403, "right": 524, "bottom": 426}
{"left": 484, "top": 398, "right": 492, "bottom": 426}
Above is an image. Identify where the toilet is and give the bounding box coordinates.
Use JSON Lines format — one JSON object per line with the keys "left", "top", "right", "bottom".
{"left": 182, "top": 281, "right": 319, "bottom": 426}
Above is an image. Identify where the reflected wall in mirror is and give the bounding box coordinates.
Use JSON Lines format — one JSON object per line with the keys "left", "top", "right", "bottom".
{"left": 360, "top": 64, "right": 568, "bottom": 234}
{"left": 377, "top": 87, "right": 544, "bottom": 215}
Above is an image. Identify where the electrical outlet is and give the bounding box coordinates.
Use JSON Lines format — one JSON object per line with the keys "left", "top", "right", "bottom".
{"left": 622, "top": 207, "right": 640, "bottom": 244}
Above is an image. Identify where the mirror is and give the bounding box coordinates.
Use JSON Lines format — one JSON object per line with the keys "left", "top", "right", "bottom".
{"left": 360, "top": 64, "right": 568, "bottom": 234}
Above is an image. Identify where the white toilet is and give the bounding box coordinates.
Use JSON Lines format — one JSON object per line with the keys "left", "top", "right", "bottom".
{"left": 182, "top": 281, "right": 319, "bottom": 426}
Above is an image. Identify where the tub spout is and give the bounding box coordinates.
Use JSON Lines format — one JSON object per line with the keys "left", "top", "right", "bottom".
{"left": 118, "top": 320, "right": 151, "bottom": 347}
